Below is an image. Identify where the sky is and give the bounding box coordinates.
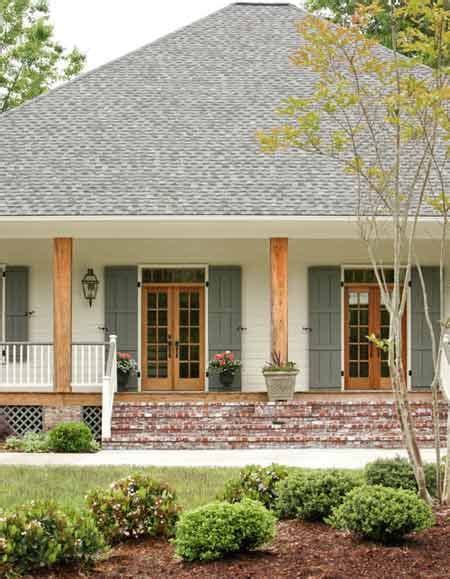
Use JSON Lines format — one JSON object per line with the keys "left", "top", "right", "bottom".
{"left": 48, "top": 1, "right": 299, "bottom": 72}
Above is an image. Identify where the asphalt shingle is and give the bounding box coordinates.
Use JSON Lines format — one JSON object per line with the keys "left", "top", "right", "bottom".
{"left": 0, "top": 2, "right": 423, "bottom": 217}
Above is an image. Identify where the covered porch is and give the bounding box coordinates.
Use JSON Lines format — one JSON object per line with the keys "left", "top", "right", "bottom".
{"left": 0, "top": 218, "right": 444, "bottom": 444}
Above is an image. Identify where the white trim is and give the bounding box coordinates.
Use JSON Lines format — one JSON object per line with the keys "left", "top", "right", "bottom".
{"left": 205, "top": 265, "right": 209, "bottom": 392}
{"left": 137, "top": 263, "right": 208, "bottom": 393}
{"left": 407, "top": 283, "right": 412, "bottom": 390}
{"left": 340, "top": 266, "right": 345, "bottom": 391}
{"left": 0, "top": 215, "right": 443, "bottom": 223}
{"left": 0, "top": 264, "right": 5, "bottom": 343}
{"left": 137, "top": 266, "right": 142, "bottom": 392}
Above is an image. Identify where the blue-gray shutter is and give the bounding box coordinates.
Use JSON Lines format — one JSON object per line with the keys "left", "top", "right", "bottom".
{"left": 5, "top": 266, "right": 29, "bottom": 343}
{"left": 308, "top": 267, "right": 341, "bottom": 390}
{"left": 411, "top": 266, "right": 440, "bottom": 390}
{"left": 208, "top": 266, "right": 242, "bottom": 392}
{"left": 104, "top": 266, "right": 138, "bottom": 386}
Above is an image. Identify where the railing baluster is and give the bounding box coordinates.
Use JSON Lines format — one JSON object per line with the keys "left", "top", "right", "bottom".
{"left": 33, "top": 345, "right": 37, "bottom": 385}
{"left": 5, "top": 345, "right": 9, "bottom": 385}
{"left": 12, "top": 344, "right": 16, "bottom": 385}
{"left": 19, "top": 344, "right": 23, "bottom": 385}
{"left": 95, "top": 345, "right": 99, "bottom": 385}
{"left": 47, "top": 345, "right": 51, "bottom": 385}
{"left": 88, "top": 344, "right": 92, "bottom": 385}
{"left": 72, "top": 345, "right": 76, "bottom": 386}
{"left": 39, "top": 344, "right": 43, "bottom": 385}
{"left": 26, "top": 343, "right": 30, "bottom": 385}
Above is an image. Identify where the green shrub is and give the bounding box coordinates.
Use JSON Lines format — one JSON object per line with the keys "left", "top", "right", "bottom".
{"left": 275, "top": 469, "right": 361, "bottom": 521}
{"left": 0, "top": 500, "right": 105, "bottom": 575}
{"left": 47, "top": 422, "right": 98, "bottom": 453}
{"left": 5, "top": 431, "right": 50, "bottom": 452}
{"left": 365, "top": 457, "right": 440, "bottom": 497}
{"left": 86, "top": 474, "right": 179, "bottom": 544}
{"left": 173, "top": 499, "right": 276, "bottom": 562}
{"left": 220, "top": 464, "right": 289, "bottom": 509}
{"left": 329, "top": 485, "right": 435, "bottom": 544}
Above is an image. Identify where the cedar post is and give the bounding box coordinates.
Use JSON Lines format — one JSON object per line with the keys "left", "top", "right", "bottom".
{"left": 270, "top": 237, "right": 288, "bottom": 364}
{"left": 53, "top": 238, "right": 73, "bottom": 392}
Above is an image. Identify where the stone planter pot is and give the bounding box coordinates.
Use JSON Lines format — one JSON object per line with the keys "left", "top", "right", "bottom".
{"left": 263, "top": 370, "right": 299, "bottom": 402}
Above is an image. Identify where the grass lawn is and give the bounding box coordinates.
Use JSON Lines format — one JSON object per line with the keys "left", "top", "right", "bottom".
{"left": 0, "top": 465, "right": 240, "bottom": 512}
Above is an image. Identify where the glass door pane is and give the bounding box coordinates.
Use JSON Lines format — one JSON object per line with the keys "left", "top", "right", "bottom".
{"left": 347, "top": 290, "right": 370, "bottom": 387}
{"left": 174, "top": 287, "right": 204, "bottom": 390}
{"left": 142, "top": 288, "right": 172, "bottom": 389}
{"left": 379, "top": 302, "right": 390, "bottom": 380}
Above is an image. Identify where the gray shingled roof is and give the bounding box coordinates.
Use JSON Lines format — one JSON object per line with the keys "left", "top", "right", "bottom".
{"left": 0, "top": 3, "right": 382, "bottom": 216}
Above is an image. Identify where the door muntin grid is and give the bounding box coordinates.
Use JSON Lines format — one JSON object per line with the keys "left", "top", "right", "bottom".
{"left": 348, "top": 290, "right": 370, "bottom": 380}
{"left": 380, "top": 302, "right": 390, "bottom": 378}
{"left": 146, "top": 289, "right": 170, "bottom": 380}
{"left": 177, "top": 289, "right": 201, "bottom": 381}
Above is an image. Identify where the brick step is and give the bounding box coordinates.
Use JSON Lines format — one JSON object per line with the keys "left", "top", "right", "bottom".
{"left": 107, "top": 400, "right": 446, "bottom": 449}
{"left": 110, "top": 424, "right": 406, "bottom": 435}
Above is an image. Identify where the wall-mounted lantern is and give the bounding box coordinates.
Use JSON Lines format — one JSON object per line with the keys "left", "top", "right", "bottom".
{"left": 82, "top": 268, "right": 99, "bottom": 307}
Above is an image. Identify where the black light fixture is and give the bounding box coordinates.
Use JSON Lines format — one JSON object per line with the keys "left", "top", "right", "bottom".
{"left": 82, "top": 268, "right": 99, "bottom": 307}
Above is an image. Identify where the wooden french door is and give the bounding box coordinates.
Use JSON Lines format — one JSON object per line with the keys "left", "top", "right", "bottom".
{"left": 344, "top": 285, "right": 406, "bottom": 390}
{"left": 141, "top": 285, "right": 205, "bottom": 391}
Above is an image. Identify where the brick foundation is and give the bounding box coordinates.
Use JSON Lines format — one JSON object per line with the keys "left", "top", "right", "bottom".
{"left": 104, "top": 399, "right": 448, "bottom": 449}
{"left": 43, "top": 405, "right": 82, "bottom": 431}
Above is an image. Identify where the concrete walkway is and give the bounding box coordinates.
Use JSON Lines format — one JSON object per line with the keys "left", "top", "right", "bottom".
{"left": 0, "top": 448, "right": 444, "bottom": 469}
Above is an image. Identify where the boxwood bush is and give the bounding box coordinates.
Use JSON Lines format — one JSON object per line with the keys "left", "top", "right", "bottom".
{"left": 0, "top": 501, "right": 105, "bottom": 575}
{"left": 47, "top": 422, "right": 99, "bottom": 453}
{"left": 220, "top": 464, "right": 289, "bottom": 509}
{"left": 365, "top": 457, "right": 440, "bottom": 497}
{"left": 275, "top": 470, "right": 361, "bottom": 521}
{"left": 173, "top": 499, "right": 276, "bottom": 562}
{"left": 329, "top": 485, "right": 435, "bottom": 544}
{"left": 86, "top": 474, "right": 179, "bottom": 544}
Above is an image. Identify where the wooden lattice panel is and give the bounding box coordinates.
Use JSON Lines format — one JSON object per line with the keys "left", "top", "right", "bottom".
{"left": 82, "top": 405, "right": 102, "bottom": 441}
{"left": 0, "top": 405, "right": 43, "bottom": 435}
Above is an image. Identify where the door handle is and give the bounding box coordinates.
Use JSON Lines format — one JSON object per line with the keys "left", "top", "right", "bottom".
{"left": 175, "top": 340, "right": 179, "bottom": 358}
{"left": 167, "top": 335, "right": 172, "bottom": 359}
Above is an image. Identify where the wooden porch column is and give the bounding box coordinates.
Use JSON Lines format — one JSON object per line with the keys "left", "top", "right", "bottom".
{"left": 53, "top": 238, "right": 73, "bottom": 392}
{"left": 270, "top": 237, "right": 288, "bottom": 363}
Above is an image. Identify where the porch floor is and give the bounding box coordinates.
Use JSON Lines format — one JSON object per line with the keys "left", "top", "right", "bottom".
{"left": 0, "top": 390, "right": 434, "bottom": 407}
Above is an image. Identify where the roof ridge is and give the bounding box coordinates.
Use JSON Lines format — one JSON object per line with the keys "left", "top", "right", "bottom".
{"left": 2, "top": 2, "right": 304, "bottom": 120}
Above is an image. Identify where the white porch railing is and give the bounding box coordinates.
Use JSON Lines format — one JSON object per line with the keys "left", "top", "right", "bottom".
{"left": 71, "top": 342, "right": 107, "bottom": 389}
{"left": 0, "top": 341, "right": 108, "bottom": 391}
{"left": 102, "top": 335, "right": 117, "bottom": 440}
{"left": 0, "top": 342, "right": 53, "bottom": 389}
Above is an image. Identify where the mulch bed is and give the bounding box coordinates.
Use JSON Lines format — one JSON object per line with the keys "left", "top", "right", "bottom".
{"left": 33, "top": 510, "right": 450, "bottom": 578}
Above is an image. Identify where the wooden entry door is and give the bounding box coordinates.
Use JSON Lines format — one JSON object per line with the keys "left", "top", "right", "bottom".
{"left": 344, "top": 286, "right": 406, "bottom": 389}
{"left": 141, "top": 285, "right": 205, "bottom": 391}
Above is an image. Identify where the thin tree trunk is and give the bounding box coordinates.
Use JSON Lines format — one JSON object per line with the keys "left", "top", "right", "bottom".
{"left": 444, "top": 402, "right": 450, "bottom": 503}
